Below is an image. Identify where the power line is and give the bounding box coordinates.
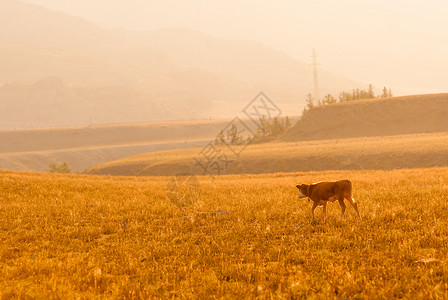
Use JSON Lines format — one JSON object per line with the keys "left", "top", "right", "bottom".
{"left": 311, "top": 48, "right": 320, "bottom": 100}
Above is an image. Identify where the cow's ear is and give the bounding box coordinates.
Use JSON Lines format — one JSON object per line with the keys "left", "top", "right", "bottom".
{"left": 296, "top": 184, "right": 301, "bottom": 189}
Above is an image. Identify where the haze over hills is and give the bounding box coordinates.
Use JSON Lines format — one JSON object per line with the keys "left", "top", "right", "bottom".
{"left": 21, "top": 0, "right": 448, "bottom": 94}
{"left": 0, "top": 77, "right": 209, "bottom": 128}
{"left": 0, "top": 0, "right": 365, "bottom": 129}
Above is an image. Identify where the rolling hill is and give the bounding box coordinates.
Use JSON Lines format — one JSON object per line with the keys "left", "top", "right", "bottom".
{"left": 282, "top": 93, "right": 448, "bottom": 142}
{"left": 84, "top": 132, "right": 448, "bottom": 176}
{"left": 85, "top": 93, "right": 448, "bottom": 176}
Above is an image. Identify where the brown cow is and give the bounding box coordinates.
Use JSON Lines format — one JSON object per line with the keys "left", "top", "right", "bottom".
{"left": 296, "top": 180, "right": 362, "bottom": 223}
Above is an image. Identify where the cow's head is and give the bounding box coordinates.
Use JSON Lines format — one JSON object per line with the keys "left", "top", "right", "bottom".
{"left": 296, "top": 184, "right": 308, "bottom": 199}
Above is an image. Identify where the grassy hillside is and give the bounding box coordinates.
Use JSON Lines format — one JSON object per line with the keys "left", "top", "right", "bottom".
{"left": 85, "top": 132, "right": 448, "bottom": 176}
{"left": 85, "top": 93, "right": 448, "bottom": 176}
{"left": 282, "top": 93, "right": 448, "bottom": 142}
{"left": 0, "top": 140, "right": 210, "bottom": 174}
{"left": 1, "top": 168, "right": 448, "bottom": 298}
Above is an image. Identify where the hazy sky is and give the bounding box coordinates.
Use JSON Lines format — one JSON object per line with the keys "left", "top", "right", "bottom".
{"left": 23, "top": 0, "right": 448, "bottom": 94}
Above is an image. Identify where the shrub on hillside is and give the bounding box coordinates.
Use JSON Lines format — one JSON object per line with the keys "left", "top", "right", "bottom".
{"left": 49, "top": 162, "right": 71, "bottom": 174}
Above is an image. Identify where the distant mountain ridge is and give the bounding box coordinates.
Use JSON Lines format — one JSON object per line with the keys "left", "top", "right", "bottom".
{"left": 0, "top": 0, "right": 365, "bottom": 128}
{"left": 0, "top": 78, "right": 211, "bottom": 128}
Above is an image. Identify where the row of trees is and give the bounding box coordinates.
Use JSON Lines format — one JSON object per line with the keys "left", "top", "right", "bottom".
{"left": 214, "top": 124, "right": 247, "bottom": 146}
{"left": 214, "top": 116, "right": 292, "bottom": 146}
{"left": 253, "top": 116, "right": 292, "bottom": 143}
{"left": 48, "top": 162, "right": 71, "bottom": 174}
{"left": 303, "top": 85, "right": 393, "bottom": 116}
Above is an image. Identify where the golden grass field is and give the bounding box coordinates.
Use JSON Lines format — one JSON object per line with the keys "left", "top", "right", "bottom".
{"left": 1, "top": 167, "right": 448, "bottom": 298}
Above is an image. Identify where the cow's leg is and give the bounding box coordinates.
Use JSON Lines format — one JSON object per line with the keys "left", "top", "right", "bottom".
{"left": 311, "top": 201, "right": 319, "bottom": 220}
{"left": 338, "top": 197, "right": 346, "bottom": 220}
{"left": 322, "top": 202, "right": 327, "bottom": 223}
{"left": 345, "top": 196, "right": 362, "bottom": 220}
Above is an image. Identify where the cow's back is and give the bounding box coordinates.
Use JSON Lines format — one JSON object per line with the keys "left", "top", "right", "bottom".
{"left": 310, "top": 180, "right": 352, "bottom": 201}
{"left": 334, "top": 180, "right": 352, "bottom": 197}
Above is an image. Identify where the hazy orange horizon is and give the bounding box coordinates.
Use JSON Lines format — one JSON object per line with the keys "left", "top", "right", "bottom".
{"left": 22, "top": 0, "right": 448, "bottom": 94}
